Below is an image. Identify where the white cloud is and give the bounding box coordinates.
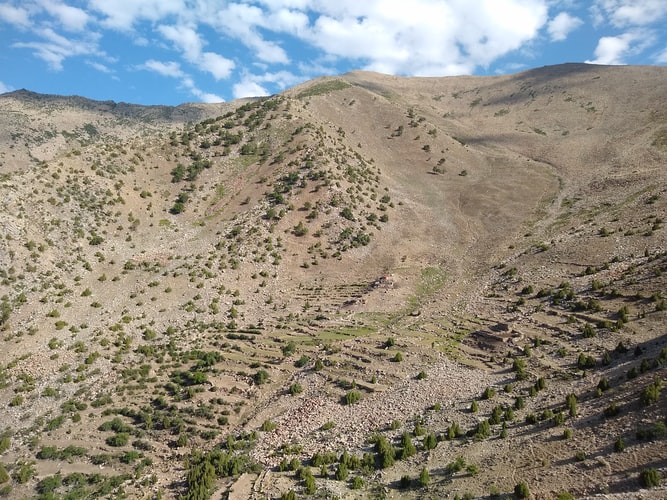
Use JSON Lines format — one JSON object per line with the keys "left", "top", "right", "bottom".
{"left": 593, "top": 0, "right": 667, "bottom": 27}
{"left": 586, "top": 32, "right": 638, "bottom": 64}
{"left": 233, "top": 79, "right": 269, "bottom": 99}
{"left": 140, "top": 60, "right": 185, "bottom": 78}
{"left": 547, "top": 12, "right": 583, "bottom": 41}
{"left": 12, "top": 28, "right": 101, "bottom": 70}
{"left": 209, "top": 3, "right": 290, "bottom": 64}
{"left": 0, "top": 81, "right": 13, "bottom": 94}
{"left": 21, "top": 0, "right": 555, "bottom": 93}
{"left": 86, "top": 60, "right": 113, "bottom": 73}
{"left": 158, "top": 23, "right": 235, "bottom": 79}
{"left": 199, "top": 52, "right": 235, "bottom": 80}
{"left": 139, "top": 59, "right": 224, "bottom": 103}
{"left": 38, "top": 0, "right": 89, "bottom": 31}
{"left": 232, "top": 68, "right": 304, "bottom": 98}
{"left": 191, "top": 89, "right": 225, "bottom": 103}
{"left": 287, "top": 0, "right": 548, "bottom": 75}
{"left": 89, "top": 0, "right": 187, "bottom": 30}
{"left": 158, "top": 23, "right": 203, "bottom": 62}
{"left": 0, "top": 4, "right": 31, "bottom": 28}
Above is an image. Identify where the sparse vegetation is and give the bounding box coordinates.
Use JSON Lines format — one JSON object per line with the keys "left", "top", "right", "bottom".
{"left": 0, "top": 65, "right": 665, "bottom": 500}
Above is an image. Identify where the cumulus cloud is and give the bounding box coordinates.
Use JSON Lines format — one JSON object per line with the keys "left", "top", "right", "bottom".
{"left": 593, "top": 0, "right": 667, "bottom": 27}
{"left": 548, "top": 12, "right": 583, "bottom": 41}
{"left": 140, "top": 60, "right": 185, "bottom": 78}
{"left": 233, "top": 79, "right": 269, "bottom": 99}
{"left": 186, "top": 84, "right": 224, "bottom": 103}
{"left": 158, "top": 23, "right": 235, "bottom": 79}
{"left": 586, "top": 32, "right": 638, "bottom": 64}
{"left": 89, "top": 0, "right": 187, "bottom": 30}
{"left": 139, "top": 59, "right": 224, "bottom": 103}
{"left": 209, "top": 3, "right": 290, "bottom": 64}
{"left": 38, "top": 0, "right": 89, "bottom": 31}
{"left": 232, "top": 70, "right": 302, "bottom": 98}
{"left": 13, "top": 28, "right": 101, "bottom": 70}
{"left": 199, "top": 52, "right": 235, "bottom": 80}
{"left": 3, "top": 0, "right": 666, "bottom": 105}
{"left": 270, "top": 0, "right": 548, "bottom": 75}
{"left": 0, "top": 4, "right": 30, "bottom": 27}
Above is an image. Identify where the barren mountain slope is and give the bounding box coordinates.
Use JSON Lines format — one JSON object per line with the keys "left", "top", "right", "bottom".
{"left": 0, "top": 63, "right": 665, "bottom": 499}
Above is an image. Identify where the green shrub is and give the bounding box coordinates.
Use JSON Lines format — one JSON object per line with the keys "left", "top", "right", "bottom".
{"left": 423, "top": 433, "right": 437, "bottom": 450}
{"left": 474, "top": 420, "right": 491, "bottom": 440}
{"left": 374, "top": 435, "right": 395, "bottom": 469}
{"left": 106, "top": 433, "right": 129, "bottom": 447}
{"left": 639, "top": 468, "right": 661, "bottom": 488}
{"left": 399, "top": 432, "right": 416, "bottom": 459}
{"left": 335, "top": 462, "right": 348, "bottom": 481}
{"left": 294, "top": 355, "right": 309, "bottom": 368}
{"left": 566, "top": 393, "right": 577, "bottom": 417}
{"left": 351, "top": 475, "right": 365, "bottom": 489}
{"left": 582, "top": 323, "right": 596, "bottom": 338}
{"left": 13, "top": 462, "right": 35, "bottom": 484}
{"left": 261, "top": 420, "right": 277, "bottom": 432}
{"left": 640, "top": 379, "right": 662, "bottom": 406}
{"left": 613, "top": 436, "right": 625, "bottom": 452}
{"left": 8, "top": 395, "right": 23, "bottom": 407}
{"left": 636, "top": 421, "right": 667, "bottom": 440}
{"left": 344, "top": 390, "right": 361, "bottom": 405}
{"left": 597, "top": 377, "right": 610, "bottom": 392}
{"left": 253, "top": 370, "right": 269, "bottom": 385}
{"left": 289, "top": 383, "right": 303, "bottom": 395}
{"left": 514, "top": 481, "right": 530, "bottom": 499}
{"left": 36, "top": 473, "right": 62, "bottom": 494}
{"left": 604, "top": 403, "right": 621, "bottom": 418}
{"left": 512, "top": 357, "right": 528, "bottom": 380}
{"left": 419, "top": 467, "right": 429, "bottom": 487}
{"left": 482, "top": 387, "right": 496, "bottom": 399}
{"left": 0, "top": 436, "right": 9, "bottom": 454}
{"left": 320, "top": 421, "right": 335, "bottom": 431}
{"left": 447, "top": 456, "right": 466, "bottom": 473}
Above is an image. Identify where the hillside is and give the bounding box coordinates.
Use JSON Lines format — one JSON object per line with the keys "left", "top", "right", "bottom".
{"left": 0, "top": 63, "right": 665, "bottom": 499}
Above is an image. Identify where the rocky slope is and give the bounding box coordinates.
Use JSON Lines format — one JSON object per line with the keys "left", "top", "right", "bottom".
{"left": 0, "top": 63, "right": 665, "bottom": 499}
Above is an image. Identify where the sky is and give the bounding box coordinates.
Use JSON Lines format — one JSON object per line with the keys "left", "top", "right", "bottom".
{"left": 0, "top": 1, "right": 666, "bottom": 106}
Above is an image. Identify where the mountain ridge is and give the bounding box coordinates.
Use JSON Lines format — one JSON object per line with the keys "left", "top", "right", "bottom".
{"left": 0, "top": 63, "right": 665, "bottom": 499}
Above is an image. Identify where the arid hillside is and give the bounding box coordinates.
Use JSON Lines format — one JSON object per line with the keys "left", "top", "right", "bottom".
{"left": 0, "top": 63, "right": 665, "bottom": 499}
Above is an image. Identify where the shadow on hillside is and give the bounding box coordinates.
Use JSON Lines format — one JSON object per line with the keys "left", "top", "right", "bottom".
{"left": 474, "top": 63, "right": 615, "bottom": 108}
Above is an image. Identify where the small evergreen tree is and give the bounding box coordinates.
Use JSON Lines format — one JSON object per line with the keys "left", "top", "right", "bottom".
{"left": 639, "top": 468, "right": 660, "bottom": 488}
{"left": 613, "top": 435, "right": 625, "bottom": 452}
{"left": 423, "top": 433, "right": 437, "bottom": 450}
{"left": 335, "top": 462, "right": 348, "bottom": 481}
{"left": 514, "top": 481, "right": 530, "bottom": 499}
{"left": 400, "top": 432, "right": 416, "bottom": 459}
{"left": 419, "top": 467, "right": 429, "bottom": 487}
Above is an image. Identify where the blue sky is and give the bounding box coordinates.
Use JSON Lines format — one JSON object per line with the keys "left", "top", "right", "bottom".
{"left": 1, "top": 1, "right": 666, "bottom": 106}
